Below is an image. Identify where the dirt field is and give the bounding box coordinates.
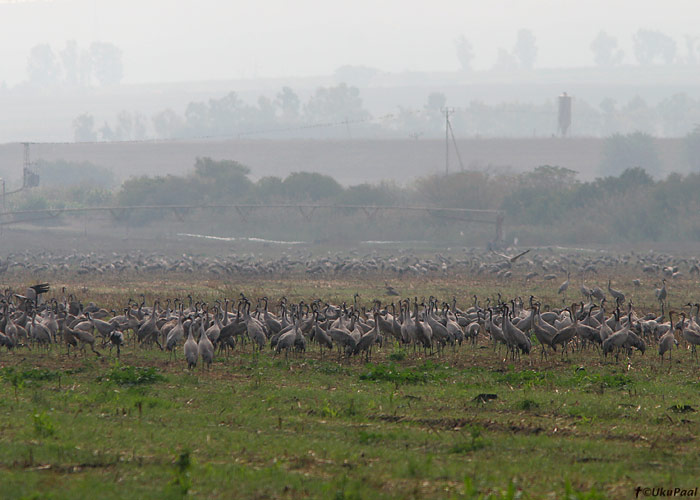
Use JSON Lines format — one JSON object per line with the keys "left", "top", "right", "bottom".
{"left": 0, "top": 137, "right": 687, "bottom": 190}
{"left": 0, "top": 262, "right": 699, "bottom": 499}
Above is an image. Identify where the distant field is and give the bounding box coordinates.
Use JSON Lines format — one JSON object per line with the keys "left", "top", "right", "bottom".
{"left": 0, "top": 137, "right": 687, "bottom": 189}
{"left": 0, "top": 267, "right": 699, "bottom": 499}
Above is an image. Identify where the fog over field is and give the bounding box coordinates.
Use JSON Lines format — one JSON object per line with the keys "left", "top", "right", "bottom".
{"left": 1, "top": 0, "right": 697, "bottom": 84}
{"left": 0, "top": 0, "right": 699, "bottom": 247}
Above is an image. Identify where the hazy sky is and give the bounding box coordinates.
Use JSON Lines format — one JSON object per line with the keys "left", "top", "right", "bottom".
{"left": 1, "top": 0, "right": 698, "bottom": 85}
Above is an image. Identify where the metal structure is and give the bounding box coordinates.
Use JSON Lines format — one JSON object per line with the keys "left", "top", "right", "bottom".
{"left": 558, "top": 92, "right": 572, "bottom": 137}
{"left": 22, "top": 143, "right": 40, "bottom": 189}
{"left": 441, "top": 107, "right": 465, "bottom": 175}
{"left": 0, "top": 203, "right": 505, "bottom": 242}
{"left": 1, "top": 143, "right": 40, "bottom": 211}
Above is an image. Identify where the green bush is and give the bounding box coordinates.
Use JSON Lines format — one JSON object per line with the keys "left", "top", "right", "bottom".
{"left": 32, "top": 411, "right": 56, "bottom": 438}
{"left": 98, "top": 364, "right": 165, "bottom": 386}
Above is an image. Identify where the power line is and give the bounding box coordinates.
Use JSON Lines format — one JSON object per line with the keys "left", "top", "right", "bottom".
{"left": 2, "top": 104, "right": 562, "bottom": 148}
{"left": 447, "top": 118, "right": 465, "bottom": 172}
{"left": 441, "top": 107, "right": 454, "bottom": 175}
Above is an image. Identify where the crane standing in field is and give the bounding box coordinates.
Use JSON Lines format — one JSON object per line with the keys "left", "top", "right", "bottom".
{"left": 655, "top": 279, "right": 667, "bottom": 309}
{"left": 658, "top": 312, "right": 677, "bottom": 364}
{"left": 198, "top": 317, "right": 214, "bottom": 369}
{"left": 608, "top": 280, "right": 625, "bottom": 305}
{"left": 558, "top": 271, "right": 570, "bottom": 296}
{"left": 352, "top": 310, "right": 380, "bottom": 361}
{"left": 184, "top": 321, "right": 198, "bottom": 370}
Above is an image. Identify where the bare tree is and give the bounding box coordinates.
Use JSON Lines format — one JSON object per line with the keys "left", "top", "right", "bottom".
{"left": 27, "top": 44, "right": 61, "bottom": 86}
{"left": 455, "top": 35, "right": 475, "bottom": 71}
{"left": 513, "top": 29, "right": 537, "bottom": 70}
{"left": 633, "top": 29, "right": 676, "bottom": 65}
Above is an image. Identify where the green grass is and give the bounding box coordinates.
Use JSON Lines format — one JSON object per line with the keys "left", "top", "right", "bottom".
{"left": 1, "top": 343, "right": 699, "bottom": 499}
{"left": 359, "top": 360, "right": 447, "bottom": 384}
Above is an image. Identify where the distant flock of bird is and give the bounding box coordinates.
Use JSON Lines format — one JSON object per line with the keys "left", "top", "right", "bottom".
{"left": 1, "top": 247, "right": 699, "bottom": 279}
{"left": 0, "top": 271, "right": 698, "bottom": 368}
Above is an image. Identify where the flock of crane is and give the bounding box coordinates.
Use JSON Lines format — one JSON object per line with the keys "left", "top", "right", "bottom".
{"left": 0, "top": 271, "right": 697, "bottom": 368}
{"left": 1, "top": 246, "right": 698, "bottom": 278}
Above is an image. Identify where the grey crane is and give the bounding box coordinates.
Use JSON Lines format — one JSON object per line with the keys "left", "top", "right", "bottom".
{"left": 678, "top": 313, "right": 700, "bottom": 360}
{"left": 0, "top": 331, "right": 14, "bottom": 350}
{"left": 86, "top": 311, "right": 117, "bottom": 341}
{"left": 276, "top": 313, "right": 303, "bottom": 358}
{"left": 137, "top": 303, "right": 162, "bottom": 349}
{"left": 198, "top": 318, "right": 214, "bottom": 369}
{"left": 29, "top": 312, "right": 52, "bottom": 348}
{"left": 61, "top": 322, "right": 78, "bottom": 355}
{"left": 311, "top": 312, "right": 333, "bottom": 357}
{"left": 262, "top": 298, "right": 282, "bottom": 335}
{"left": 400, "top": 301, "right": 416, "bottom": 346}
{"left": 655, "top": 279, "right": 667, "bottom": 305}
{"left": 413, "top": 301, "right": 432, "bottom": 352}
{"left": 183, "top": 322, "right": 198, "bottom": 369}
{"left": 244, "top": 301, "right": 267, "bottom": 353}
{"left": 551, "top": 305, "right": 579, "bottom": 356}
{"left": 352, "top": 311, "right": 380, "bottom": 361}
{"left": 65, "top": 325, "right": 101, "bottom": 357}
{"left": 532, "top": 304, "right": 557, "bottom": 360}
{"left": 590, "top": 286, "right": 605, "bottom": 302}
{"left": 491, "top": 248, "right": 531, "bottom": 263}
{"left": 426, "top": 304, "right": 452, "bottom": 353}
{"left": 108, "top": 330, "right": 124, "bottom": 358}
{"left": 558, "top": 271, "right": 570, "bottom": 295}
{"left": 607, "top": 280, "right": 625, "bottom": 305}
{"left": 165, "top": 308, "right": 185, "bottom": 358}
{"left": 204, "top": 309, "right": 221, "bottom": 344}
{"left": 602, "top": 312, "right": 632, "bottom": 360}
{"left": 501, "top": 304, "right": 531, "bottom": 358}
{"left": 658, "top": 312, "right": 677, "bottom": 363}
{"left": 486, "top": 308, "right": 507, "bottom": 348}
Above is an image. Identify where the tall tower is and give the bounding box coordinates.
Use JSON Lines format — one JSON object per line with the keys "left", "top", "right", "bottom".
{"left": 22, "top": 143, "right": 40, "bottom": 188}
{"left": 558, "top": 92, "right": 572, "bottom": 137}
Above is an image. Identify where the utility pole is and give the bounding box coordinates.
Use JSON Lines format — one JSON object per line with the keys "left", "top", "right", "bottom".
{"left": 441, "top": 107, "right": 454, "bottom": 175}
{"left": 21, "top": 142, "right": 39, "bottom": 189}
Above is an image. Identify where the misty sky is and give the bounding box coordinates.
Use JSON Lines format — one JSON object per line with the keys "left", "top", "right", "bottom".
{"left": 1, "top": 0, "right": 698, "bottom": 85}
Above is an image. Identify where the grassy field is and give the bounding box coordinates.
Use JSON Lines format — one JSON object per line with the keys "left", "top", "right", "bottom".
{"left": 1, "top": 271, "right": 699, "bottom": 499}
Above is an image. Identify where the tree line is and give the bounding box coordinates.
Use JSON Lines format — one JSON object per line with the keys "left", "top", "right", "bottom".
{"left": 14, "top": 157, "right": 700, "bottom": 245}
{"left": 71, "top": 85, "right": 700, "bottom": 143}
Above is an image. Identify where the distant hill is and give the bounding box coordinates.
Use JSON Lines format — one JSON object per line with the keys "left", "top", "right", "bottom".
{"left": 0, "top": 136, "right": 686, "bottom": 189}
{"left": 1, "top": 65, "right": 699, "bottom": 143}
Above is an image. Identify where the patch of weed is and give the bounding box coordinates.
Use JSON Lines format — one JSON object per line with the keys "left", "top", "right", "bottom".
{"left": 563, "top": 480, "right": 608, "bottom": 499}
{"left": 567, "top": 369, "right": 633, "bottom": 390}
{"left": 495, "top": 369, "right": 549, "bottom": 387}
{"left": 389, "top": 350, "right": 406, "bottom": 361}
{"left": 0, "top": 367, "right": 61, "bottom": 383}
{"left": 516, "top": 398, "right": 539, "bottom": 411}
{"left": 321, "top": 402, "right": 340, "bottom": 418}
{"left": 33, "top": 411, "right": 56, "bottom": 438}
{"left": 449, "top": 426, "right": 486, "bottom": 454}
{"left": 98, "top": 364, "right": 165, "bottom": 386}
{"left": 357, "top": 430, "right": 383, "bottom": 444}
{"left": 360, "top": 361, "right": 445, "bottom": 384}
{"left": 316, "top": 363, "right": 349, "bottom": 376}
{"left": 168, "top": 449, "right": 192, "bottom": 496}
